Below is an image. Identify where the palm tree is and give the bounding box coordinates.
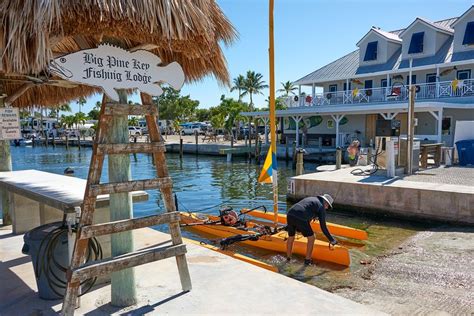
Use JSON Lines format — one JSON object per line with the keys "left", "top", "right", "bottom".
{"left": 56, "top": 103, "right": 72, "bottom": 122}
{"left": 241, "top": 71, "right": 268, "bottom": 111}
{"left": 277, "top": 81, "right": 298, "bottom": 97}
{"left": 230, "top": 75, "right": 246, "bottom": 101}
{"left": 73, "top": 112, "right": 87, "bottom": 130}
{"left": 128, "top": 117, "right": 139, "bottom": 126}
{"left": 95, "top": 101, "right": 102, "bottom": 110}
{"left": 77, "top": 97, "right": 87, "bottom": 113}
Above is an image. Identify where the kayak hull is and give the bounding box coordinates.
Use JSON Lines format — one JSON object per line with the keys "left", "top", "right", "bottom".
{"left": 244, "top": 209, "right": 368, "bottom": 241}
{"left": 180, "top": 212, "right": 350, "bottom": 266}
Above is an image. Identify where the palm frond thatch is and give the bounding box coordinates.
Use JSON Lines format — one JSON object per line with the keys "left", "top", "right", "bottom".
{"left": 0, "top": 0, "right": 237, "bottom": 107}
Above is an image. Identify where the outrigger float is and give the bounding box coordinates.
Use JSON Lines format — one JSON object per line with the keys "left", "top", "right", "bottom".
{"left": 179, "top": 211, "right": 352, "bottom": 267}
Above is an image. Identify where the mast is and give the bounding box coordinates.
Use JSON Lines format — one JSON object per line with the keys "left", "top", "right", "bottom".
{"left": 269, "top": 0, "right": 278, "bottom": 225}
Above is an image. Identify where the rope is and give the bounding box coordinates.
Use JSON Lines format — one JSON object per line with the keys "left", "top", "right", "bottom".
{"left": 351, "top": 139, "right": 385, "bottom": 176}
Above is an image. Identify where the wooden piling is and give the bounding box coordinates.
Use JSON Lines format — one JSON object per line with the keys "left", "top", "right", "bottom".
{"left": 0, "top": 93, "right": 12, "bottom": 225}
{"left": 194, "top": 130, "right": 198, "bottom": 155}
{"left": 179, "top": 138, "right": 183, "bottom": 159}
{"left": 108, "top": 91, "right": 137, "bottom": 307}
{"left": 336, "top": 147, "right": 342, "bottom": 170}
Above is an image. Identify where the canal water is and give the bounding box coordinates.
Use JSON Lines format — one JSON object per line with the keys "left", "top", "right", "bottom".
{"left": 10, "top": 145, "right": 429, "bottom": 291}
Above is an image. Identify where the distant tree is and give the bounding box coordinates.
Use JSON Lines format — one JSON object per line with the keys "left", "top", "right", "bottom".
{"left": 277, "top": 81, "right": 298, "bottom": 97}
{"left": 77, "top": 97, "right": 87, "bottom": 113}
{"left": 242, "top": 71, "right": 268, "bottom": 111}
{"left": 195, "top": 108, "right": 211, "bottom": 122}
{"left": 73, "top": 112, "right": 87, "bottom": 129}
{"left": 128, "top": 117, "right": 139, "bottom": 126}
{"left": 154, "top": 87, "right": 199, "bottom": 122}
{"left": 230, "top": 75, "right": 246, "bottom": 102}
{"left": 88, "top": 109, "right": 100, "bottom": 120}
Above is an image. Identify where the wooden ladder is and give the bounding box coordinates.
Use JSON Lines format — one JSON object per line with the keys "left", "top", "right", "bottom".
{"left": 61, "top": 93, "right": 191, "bottom": 315}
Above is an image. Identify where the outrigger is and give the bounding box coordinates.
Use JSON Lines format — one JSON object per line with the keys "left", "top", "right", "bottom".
{"left": 179, "top": 207, "right": 351, "bottom": 266}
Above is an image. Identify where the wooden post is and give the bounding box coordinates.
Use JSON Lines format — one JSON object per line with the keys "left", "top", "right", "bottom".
{"left": 66, "top": 134, "right": 69, "bottom": 149}
{"left": 108, "top": 91, "right": 137, "bottom": 307}
{"left": 407, "top": 85, "right": 415, "bottom": 175}
{"left": 336, "top": 147, "right": 342, "bottom": 169}
{"left": 45, "top": 130, "right": 49, "bottom": 147}
{"left": 296, "top": 150, "right": 304, "bottom": 175}
{"left": 0, "top": 90, "right": 12, "bottom": 225}
{"left": 179, "top": 138, "right": 183, "bottom": 159}
{"left": 285, "top": 136, "right": 289, "bottom": 162}
{"left": 194, "top": 130, "right": 198, "bottom": 155}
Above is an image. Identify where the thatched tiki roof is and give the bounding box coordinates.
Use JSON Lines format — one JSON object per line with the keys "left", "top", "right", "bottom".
{"left": 0, "top": 0, "right": 237, "bottom": 107}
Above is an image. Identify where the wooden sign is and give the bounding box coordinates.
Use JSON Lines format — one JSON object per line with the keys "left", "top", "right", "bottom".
{"left": 50, "top": 44, "right": 185, "bottom": 101}
{"left": 0, "top": 107, "right": 21, "bottom": 140}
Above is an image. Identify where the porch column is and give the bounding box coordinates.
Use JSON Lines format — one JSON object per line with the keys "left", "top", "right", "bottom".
{"left": 331, "top": 114, "right": 345, "bottom": 147}
{"left": 263, "top": 117, "right": 269, "bottom": 145}
{"left": 386, "top": 73, "right": 390, "bottom": 99}
{"left": 436, "top": 66, "right": 440, "bottom": 98}
{"left": 311, "top": 83, "right": 315, "bottom": 98}
{"left": 298, "top": 85, "right": 302, "bottom": 106}
{"left": 292, "top": 116, "right": 302, "bottom": 147}
{"left": 345, "top": 79, "right": 349, "bottom": 104}
{"left": 429, "top": 108, "right": 443, "bottom": 143}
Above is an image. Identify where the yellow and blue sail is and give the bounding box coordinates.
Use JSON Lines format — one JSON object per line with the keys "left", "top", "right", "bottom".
{"left": 258, "top": 148, "right": 277, "bottom": 184}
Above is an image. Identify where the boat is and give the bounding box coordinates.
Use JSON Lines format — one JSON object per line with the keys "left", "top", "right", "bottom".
{"left": 242, "top": 209, "right": 368, "bottom": 240}
{"left": 180, "top": 212, "right": 351, "bottom": 266}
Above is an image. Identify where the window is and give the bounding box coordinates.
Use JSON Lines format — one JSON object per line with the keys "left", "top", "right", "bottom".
{"left": 343, "top": 82, "right": 351, "bottom": 91}
{"left": 426, "top": 73, "right": 437, "bottom": 83}
{"left": 364, "top": 41, "right": 378, "bottom": 61}
{"left": 364, "top": 80, "right": 373, "bottom": 89}
{"left": 406, "top": 75, "right": 417, "bottom": 85}
{"left": 457, "top": 69, "right": 471, "bottom": 80}
{"left": 381, "top": 79, "right": 388, "bottom": 88}
{"left": 408, "top": 32, "right": 424, "bottom": 54}
{"left": 462, "top": 21, "right": 474, "bottom": 45}
{"left": 329, "top": 84, "right": 338, "bottom": 92}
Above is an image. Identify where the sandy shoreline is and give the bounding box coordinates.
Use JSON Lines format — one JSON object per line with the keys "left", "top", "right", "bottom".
{"left": 334, "top": 226, "right": 474, "bottom": 315}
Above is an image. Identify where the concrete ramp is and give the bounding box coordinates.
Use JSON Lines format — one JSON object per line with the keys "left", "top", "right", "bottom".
{"left": 0, "top": 226, "right": 382, "bottom": 315}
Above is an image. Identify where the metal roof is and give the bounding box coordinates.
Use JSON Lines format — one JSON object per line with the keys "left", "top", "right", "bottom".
{"left": 294, "top": 17, "right": 465, "bottom": 86}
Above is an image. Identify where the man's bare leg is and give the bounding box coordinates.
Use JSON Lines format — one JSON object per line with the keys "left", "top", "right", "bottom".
{"left": 306, "top": 235, "right": 315, "bottom": 260}
{"left": 286, "top": 236, "right": 295, "bottom": 258}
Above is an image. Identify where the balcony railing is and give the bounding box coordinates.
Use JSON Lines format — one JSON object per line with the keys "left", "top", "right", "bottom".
{"left": 288, "top": 79, "right": 474, "bottom": 107}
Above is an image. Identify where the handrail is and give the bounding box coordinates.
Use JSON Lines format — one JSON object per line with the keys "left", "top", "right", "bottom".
{"left": 285, "top": 78, "right": 474, "bottom": 107}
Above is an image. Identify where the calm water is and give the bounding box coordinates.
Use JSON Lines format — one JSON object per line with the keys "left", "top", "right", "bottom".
{"left": 10, "top": 145, "right": 427, "bottom": 291}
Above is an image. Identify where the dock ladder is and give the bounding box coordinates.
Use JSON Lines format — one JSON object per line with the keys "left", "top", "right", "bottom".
{"left": 61, "top": 93, "right": 191, "bottom": 315}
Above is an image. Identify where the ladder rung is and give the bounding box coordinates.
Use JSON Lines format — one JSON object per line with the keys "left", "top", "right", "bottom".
{"left": 90, "top": 177, "right": 172, "bottom": 196}
{"left": 104, "top": 103, "right": 158, "bottom": 116}
{"left": 96, "top": 142, "right": 165, "bottom": 155}
{"left": 79, "top": 212, "right": 180, "bottom": 239}
{"left": 70, "top": 243, "right": 186, "bottom": 283}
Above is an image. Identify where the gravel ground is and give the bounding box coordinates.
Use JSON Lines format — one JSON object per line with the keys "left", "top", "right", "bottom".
{"left": 335, "top": 226, "right": 474, "bottom": 315}
{"left": 402, "top": 166, "right": 474, "bottom": 186}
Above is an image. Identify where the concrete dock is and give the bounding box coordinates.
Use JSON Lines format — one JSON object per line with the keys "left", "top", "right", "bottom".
{"left": 288, "top": 166, "right": 474, "bottom": 224}
{"left": 0, "top": 225, "right": 382, "bottom": 315}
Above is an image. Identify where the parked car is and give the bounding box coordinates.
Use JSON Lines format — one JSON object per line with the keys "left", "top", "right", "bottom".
{"left": 182, "top": 123, "right": 205, "bottom": 135}
{"left": 128, "top": 126, "right": 142, "bottom": 136}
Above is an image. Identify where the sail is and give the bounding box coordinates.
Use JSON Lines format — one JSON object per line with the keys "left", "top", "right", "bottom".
{"left": 258, "top": 149, "right": 277, "bottom": 183}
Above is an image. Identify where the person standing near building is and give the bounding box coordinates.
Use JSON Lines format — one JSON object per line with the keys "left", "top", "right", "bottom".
{"left": 286, "top": 194, "right": 338, "bottom": 265}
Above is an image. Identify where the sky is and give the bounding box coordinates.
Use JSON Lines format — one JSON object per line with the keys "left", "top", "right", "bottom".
{"left": 72, "top": 0, "right": 471, "bottom": 115}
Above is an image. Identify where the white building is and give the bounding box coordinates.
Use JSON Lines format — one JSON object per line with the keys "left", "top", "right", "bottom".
{"left": 244, "top": 6, "right": 474, "bottom": 148}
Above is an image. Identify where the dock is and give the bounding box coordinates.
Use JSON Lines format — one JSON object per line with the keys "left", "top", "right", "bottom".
{"left": 288, "top": 166, "right": 474, "bottom": 224}
{"left": 0, "top": 225, "right": 383, "bottom": 315}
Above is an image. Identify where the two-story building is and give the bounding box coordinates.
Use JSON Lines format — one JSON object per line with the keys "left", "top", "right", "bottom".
{"left": 244, "top": 6, "right": 474, "bottom": 149}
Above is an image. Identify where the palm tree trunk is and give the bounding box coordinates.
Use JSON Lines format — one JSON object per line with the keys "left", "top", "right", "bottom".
{"left": 249, "top": 93, "right": 253, "bottom": 111}
{"left": 238, "top": 88, "right": 242, "bottom": 102}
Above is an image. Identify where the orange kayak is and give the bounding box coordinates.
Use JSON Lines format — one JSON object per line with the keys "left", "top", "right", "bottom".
{"left": 184, "top": 237, "right": 278, "bottom": 272}
{"left": 243, "top": 209, "right": 368, "bottom": 241}
{"left": 180, "top": 212, "right": 351, "bottom": 266}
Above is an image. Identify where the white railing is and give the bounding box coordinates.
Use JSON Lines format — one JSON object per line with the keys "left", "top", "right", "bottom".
{"left": 288, "top": 78, "right": 474, "bottom": 107}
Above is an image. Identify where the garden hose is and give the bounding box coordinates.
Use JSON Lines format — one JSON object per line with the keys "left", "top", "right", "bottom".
{"left": 34, "top": 224, "right": 103, "bottom": 298}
